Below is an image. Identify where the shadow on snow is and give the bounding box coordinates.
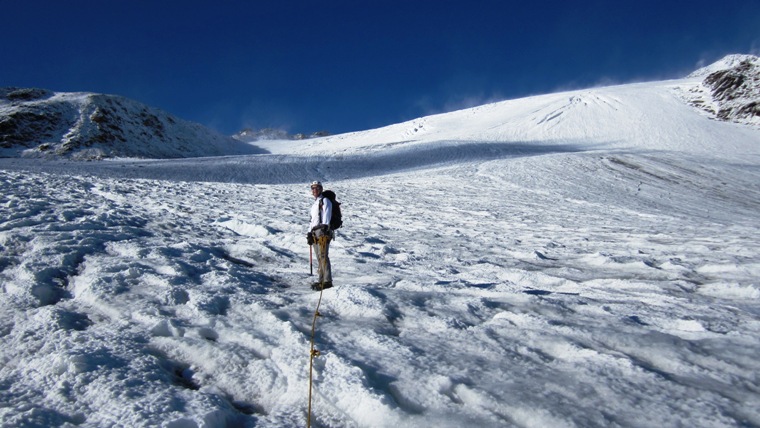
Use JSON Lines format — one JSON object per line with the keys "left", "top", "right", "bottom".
{"left": 0, "top": 140, "right": 589, "bottom": 185}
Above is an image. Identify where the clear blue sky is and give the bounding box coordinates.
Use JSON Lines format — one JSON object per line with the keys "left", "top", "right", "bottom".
{"left": 2, "top": 0, "right": 759, "bottom": 136}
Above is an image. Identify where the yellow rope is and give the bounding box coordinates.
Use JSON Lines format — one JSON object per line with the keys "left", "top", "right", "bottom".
{"left": 307, "top": 235, "right": 329, "bottom": 427}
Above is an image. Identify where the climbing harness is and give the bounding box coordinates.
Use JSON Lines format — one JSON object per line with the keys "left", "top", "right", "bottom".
{"left": 307, "top": 234, "right": 330, "bottom": 427}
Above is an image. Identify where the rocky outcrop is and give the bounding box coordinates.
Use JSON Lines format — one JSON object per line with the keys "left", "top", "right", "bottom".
{"left": 679, "top": 55, "right": 760, "bottom": 126}
{"left": 703, "top": 59, "right": 760, "bottom": 123}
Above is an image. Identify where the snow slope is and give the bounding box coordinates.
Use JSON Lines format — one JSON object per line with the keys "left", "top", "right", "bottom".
{"left": 1, "top": 58, "right": 760, "bottom": 427}
{"left": 258, "top": 81, "right": 759, "bottom": 162}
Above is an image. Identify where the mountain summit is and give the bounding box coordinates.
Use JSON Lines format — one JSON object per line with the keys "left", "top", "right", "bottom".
{"left": 0, "top": 88, "right": 263, "bottom": 159}
{"left": 687, "top": 54, "right": 760, "bottom": 78}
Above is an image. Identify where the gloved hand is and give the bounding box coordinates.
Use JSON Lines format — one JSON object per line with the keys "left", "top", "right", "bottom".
{"left": 307, "top": 232, "right": 314, "bottom": 245}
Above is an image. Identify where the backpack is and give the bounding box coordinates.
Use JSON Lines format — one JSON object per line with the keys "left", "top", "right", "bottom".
{"left": 320, "top": 190, "right": 343, "bottom": 230}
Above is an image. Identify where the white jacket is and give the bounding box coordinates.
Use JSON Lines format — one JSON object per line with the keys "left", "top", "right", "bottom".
{"left": 309, "top": 195, "right": 332, "bottom": 231}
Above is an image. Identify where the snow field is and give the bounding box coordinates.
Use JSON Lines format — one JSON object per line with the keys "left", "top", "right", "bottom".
{"left": 5, "top": 145, "right": 759, "bottom": 427}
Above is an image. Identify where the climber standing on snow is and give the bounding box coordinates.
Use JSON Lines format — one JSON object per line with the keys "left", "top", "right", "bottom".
{"left": 307, "top": 181, "right": 333, "bottom": 290}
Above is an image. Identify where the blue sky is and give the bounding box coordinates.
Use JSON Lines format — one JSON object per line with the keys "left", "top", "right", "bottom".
{"left": 2, "top": 1, "right": 759, "bottom": 136}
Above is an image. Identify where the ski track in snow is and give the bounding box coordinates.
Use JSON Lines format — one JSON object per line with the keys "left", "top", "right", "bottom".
{"left": 2, "top": 77, "right": 760, "bottom": 427}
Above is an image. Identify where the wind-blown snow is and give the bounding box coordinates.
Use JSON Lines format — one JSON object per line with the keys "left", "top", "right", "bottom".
{"left": 1, "top": 62, "right": 760, "bottom": 427}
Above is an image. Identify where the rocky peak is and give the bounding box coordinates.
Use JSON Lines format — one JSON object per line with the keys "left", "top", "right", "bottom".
{"left": 1, "top": 88, "right": 263, "bottom": 159}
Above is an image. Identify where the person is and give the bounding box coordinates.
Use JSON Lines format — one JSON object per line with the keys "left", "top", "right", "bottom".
{"left": 307, "top": 181, "right": 333, "bottom": 289}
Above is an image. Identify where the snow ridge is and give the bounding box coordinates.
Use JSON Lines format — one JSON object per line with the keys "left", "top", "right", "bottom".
{"left": 687, "top": 54, "right": 760, "bottom": 78}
